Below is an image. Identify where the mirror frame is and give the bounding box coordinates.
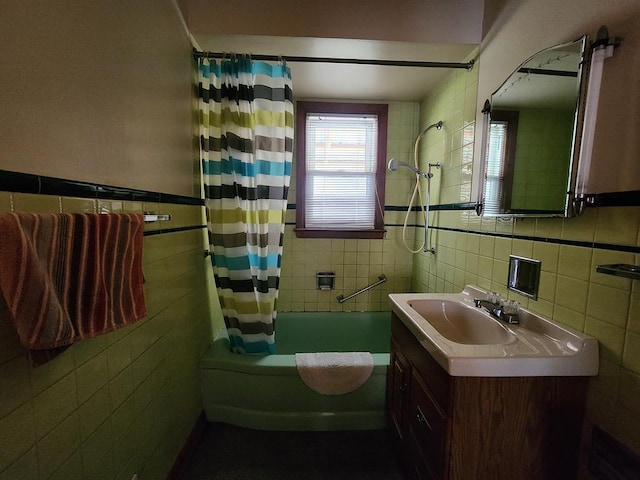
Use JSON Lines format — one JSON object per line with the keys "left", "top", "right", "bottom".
{"left": 478, "top": 35, "right": 589, "bottom": 218}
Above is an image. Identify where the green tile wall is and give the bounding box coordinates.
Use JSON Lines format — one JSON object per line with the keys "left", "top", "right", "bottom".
{"left": 0, "top": 195, "right": 218, "bottom": 479}
{"left": 413, "top": 61, "right": 640, "bottom": 453}
{"left": 510, "top": 108, "right": 574, "bottom": 210}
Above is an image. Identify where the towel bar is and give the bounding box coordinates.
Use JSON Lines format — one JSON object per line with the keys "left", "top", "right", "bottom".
{"left": 336, "top": 274, "right": 387, "bottom": 303}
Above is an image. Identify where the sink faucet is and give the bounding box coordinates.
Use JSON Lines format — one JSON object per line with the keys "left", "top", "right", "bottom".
{"left": 473, "top": 297, "right": 519, "bottom": 324}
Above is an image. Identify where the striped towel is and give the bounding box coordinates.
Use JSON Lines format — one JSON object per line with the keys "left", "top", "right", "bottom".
{"left": 0, "top": 212, "right": 147, "bottom": 365}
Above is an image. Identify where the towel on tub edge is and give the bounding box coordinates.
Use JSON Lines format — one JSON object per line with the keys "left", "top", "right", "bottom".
{"left": 295, "top": 352, "right": 374, "bottom": 395}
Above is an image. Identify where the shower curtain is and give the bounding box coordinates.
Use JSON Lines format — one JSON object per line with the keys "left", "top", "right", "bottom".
{"left": 198, "top": 55, "right": 293, "bottom": 354}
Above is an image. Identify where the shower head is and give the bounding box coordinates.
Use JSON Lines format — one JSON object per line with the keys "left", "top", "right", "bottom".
{"left": 387, "top": 158, "right": 421, "bottom": 175}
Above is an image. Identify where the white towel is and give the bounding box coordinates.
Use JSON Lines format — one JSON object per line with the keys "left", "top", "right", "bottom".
{"left": 295, "top": 352, "right": 374, "bottom": 395}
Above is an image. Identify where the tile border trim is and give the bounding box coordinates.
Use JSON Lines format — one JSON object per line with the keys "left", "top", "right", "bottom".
{"left": 433, "top": 225, "right": 640, "bottom": 254}
{"left": 144, "top": 225, "right": 206, "bottom": 237}
{"left": 0, "top": 169, "right": 204, "bottom": 206}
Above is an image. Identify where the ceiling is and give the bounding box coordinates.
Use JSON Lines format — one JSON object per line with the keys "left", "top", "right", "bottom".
{"left": 193, "top": 35, "right": 478, "bottom": 101}
{"left": 182, "top": 0, "right": 487, "bottom": 102}
{"left": 491, "top": 39, "right": 585, "bottom": 109}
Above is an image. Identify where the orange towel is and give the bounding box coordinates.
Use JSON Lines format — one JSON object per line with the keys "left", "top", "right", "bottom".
{"left": 0, "top": 212, "right": 147, "bottom": 365}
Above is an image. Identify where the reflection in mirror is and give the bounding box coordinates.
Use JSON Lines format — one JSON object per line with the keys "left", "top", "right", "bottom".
{"left": 481, "top": 36, "right": 588, "bottom": 217}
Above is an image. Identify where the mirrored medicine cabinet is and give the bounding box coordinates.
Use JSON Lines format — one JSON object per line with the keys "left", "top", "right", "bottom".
{"left": 478, "top": 36, "right": 589, "bottom": 217}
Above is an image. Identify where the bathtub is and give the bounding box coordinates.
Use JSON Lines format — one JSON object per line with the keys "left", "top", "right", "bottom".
{"left": 200, "top": 311, "right": 391, "bottom": 431}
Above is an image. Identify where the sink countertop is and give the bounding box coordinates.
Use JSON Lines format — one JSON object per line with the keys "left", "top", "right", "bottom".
{"left": 389, "top": 285, "right": 599, "bottom": 377}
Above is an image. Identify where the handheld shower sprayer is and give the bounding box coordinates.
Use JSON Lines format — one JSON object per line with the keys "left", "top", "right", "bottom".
{"left": 387, "top": 158, "right": 439, "bottom": 179}
{"left": 388, "top": 158, "right": 420, "bottom": 175}
{"left": 386, "top": 120, "right": 444, "bottom": 254}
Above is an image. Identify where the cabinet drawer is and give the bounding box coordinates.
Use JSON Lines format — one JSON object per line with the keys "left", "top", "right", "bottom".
{"left": 408, "top": 369, "right": 447, "bottom": 479}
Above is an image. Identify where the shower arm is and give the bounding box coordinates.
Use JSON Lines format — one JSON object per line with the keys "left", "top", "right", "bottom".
{"left": 417, "top": 120, "right": 443, "bottom": 140}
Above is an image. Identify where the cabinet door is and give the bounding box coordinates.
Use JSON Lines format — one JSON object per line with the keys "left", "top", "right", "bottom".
{"left": 388, "top": 338, "right": 411, "bottom": 442}
{"left": 407, "top": 369, "right": 447, "bottom": 480}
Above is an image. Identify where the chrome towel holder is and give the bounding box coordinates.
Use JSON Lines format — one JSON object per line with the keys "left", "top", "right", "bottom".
{"left": 143, "top": 213, "right": 171, "bottom": 223}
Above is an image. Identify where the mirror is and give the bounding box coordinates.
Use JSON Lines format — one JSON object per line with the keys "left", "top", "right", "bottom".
{"left": 480, "top": 36, "right": 588, "bottom": 217}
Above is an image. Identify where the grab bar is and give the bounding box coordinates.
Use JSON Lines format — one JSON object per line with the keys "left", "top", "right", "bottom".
{"left": 336, "top": 274, "right": 387, "bottom": 303}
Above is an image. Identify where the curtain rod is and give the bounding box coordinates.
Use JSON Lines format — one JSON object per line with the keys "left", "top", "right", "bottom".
{"left": 193, "top": 50, "right": 475, "bottom": 70}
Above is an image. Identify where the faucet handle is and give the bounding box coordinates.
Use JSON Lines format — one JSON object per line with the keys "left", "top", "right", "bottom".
{"left": 487, "top": 291, "right": 500, "bottom": 304}
{"left": 502, "top": 300, "right": 520, "bottom": 315}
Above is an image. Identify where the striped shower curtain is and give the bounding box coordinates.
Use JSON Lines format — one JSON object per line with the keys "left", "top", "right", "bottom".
{"left": 198, "top": 55, "right": 293, "bottom": 354}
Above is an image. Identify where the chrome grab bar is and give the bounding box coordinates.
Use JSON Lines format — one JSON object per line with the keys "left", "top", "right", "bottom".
{"left": 336, "top": 274, "right": 387, "bottom": 303}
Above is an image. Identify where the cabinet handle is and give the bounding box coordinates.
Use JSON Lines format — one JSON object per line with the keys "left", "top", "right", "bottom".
{"left": 400, "top": 384, "right": 407, "bottom": 393}
{"left": 416, "top": 409, "right": 432, "bottom": 431}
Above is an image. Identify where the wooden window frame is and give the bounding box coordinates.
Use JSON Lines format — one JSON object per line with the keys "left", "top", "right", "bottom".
{"left": 294, "top": 101, "right": 388, "bottom": 239}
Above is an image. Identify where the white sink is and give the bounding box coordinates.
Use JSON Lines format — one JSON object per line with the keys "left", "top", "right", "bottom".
{"left": 408, "top": 299, "right": 516, "bottom": 345}
{"left": 389, "top": 285, "right": 599, "bottom": 377}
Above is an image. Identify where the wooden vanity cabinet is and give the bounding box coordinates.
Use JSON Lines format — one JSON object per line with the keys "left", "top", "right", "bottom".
{"left": 387, "top": 312, "right": 589, "bottom": 480}
{"left": 389, "top": 337, "right": 411, "bottom": 441}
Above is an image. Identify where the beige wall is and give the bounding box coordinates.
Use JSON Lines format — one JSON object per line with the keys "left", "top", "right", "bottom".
{"left": 0, "top": 0, "right": 197, "bottom": 197}
{"left": 415, "top": 0, "right": 640, "bottom": 464}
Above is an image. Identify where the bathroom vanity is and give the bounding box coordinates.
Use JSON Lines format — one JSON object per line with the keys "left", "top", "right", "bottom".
{"left": 387, "top": 287, "right": 598, "bottom": 480}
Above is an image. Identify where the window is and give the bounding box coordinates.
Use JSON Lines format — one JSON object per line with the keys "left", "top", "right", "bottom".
{"left": 295, "top": 102, "right": 388, "bottom": 239}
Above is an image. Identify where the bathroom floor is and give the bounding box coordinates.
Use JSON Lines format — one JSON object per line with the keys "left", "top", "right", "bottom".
{"left": 180, "top": 422, "right": 406, "bottom": 479}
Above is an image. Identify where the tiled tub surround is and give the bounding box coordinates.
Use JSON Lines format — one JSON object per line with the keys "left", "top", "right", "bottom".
{"left": 279, "top": 101, "right": 428, "bottom": 313}
{"left": 278, "top": 80, "right": 477, "bottom": 313}
{"left": 0, "top": 190, "right": 218, "bottom": 480}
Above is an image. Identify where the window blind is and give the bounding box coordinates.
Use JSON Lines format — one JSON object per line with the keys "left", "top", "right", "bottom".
{"left": 483, "top": 121, "right": 507, "bottom": 216}
{"left": 305, "top": 114, "right": 378, "bottom": 229}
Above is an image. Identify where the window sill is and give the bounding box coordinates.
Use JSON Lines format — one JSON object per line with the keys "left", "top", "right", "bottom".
{"left": 294, "top": 228, "right": 386, "bottom": 239}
